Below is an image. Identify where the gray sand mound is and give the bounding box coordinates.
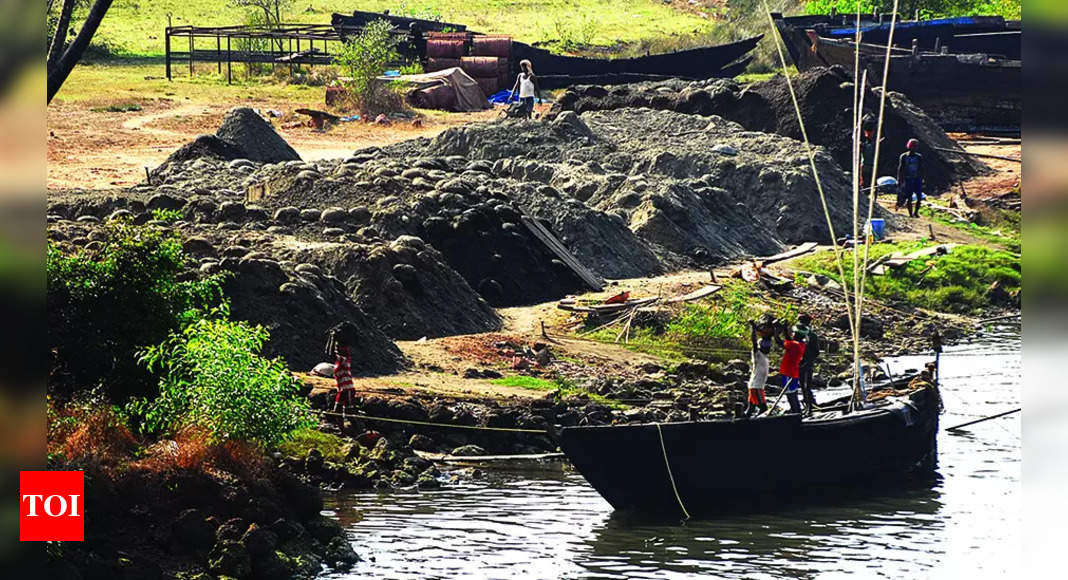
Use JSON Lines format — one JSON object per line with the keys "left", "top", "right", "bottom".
{"left": 551, "top": 66, "right": 986, "bottom": 193}
{"left": 152, "top": 107, "right": 300, "bottom": 177}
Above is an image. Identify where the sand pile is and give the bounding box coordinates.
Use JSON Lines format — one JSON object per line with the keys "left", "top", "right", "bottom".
{"left": 550, "top": 66, "right": 987, "bottom": 193}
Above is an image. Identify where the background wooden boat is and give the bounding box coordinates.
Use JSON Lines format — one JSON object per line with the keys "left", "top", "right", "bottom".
{"left": 559, "top": 386, "right": 940, "bottom": 517}
{"left": 771, "top": 13, "right": 1020, "bottom": 132}
{"left": 332, "top": 11, "right": 760, "bottom": 88}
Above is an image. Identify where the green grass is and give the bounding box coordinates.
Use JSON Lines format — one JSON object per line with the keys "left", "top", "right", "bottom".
{"left": 490, "top": 375, "right": 558, "bottom": 390}
{"left": 94, "top": 0, "right": 724, "bottom": 57}
{"left": 919, "top": 204, "right": 1020, "bottom": 252}
{"left": 51, "top": 59, "right": 329, "bottom": 104}
{"left": 277, "top": 428, "right": 354, "bottom": 462}
{"left": 491, "top": 375, "right": 628, "bottom": 409}
{"left": 581, "top": 280, "right": 796, "bottom": 362}
{"left": 792, "top": 242, "right": 1020, "bottom": 313}
{"left": 90, "top": 102, "right": 143, "bottom": 112}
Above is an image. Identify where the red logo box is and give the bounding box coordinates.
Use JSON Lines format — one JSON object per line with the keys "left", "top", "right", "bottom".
{"left": 20, "top": 471, "right": 84, "bottom": 541}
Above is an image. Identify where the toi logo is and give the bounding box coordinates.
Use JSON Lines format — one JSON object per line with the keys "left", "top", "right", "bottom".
{"left": 20, "top": 471, "right": 84, "bottom": 541}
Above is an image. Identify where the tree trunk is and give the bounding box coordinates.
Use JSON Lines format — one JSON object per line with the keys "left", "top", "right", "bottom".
{"left": 47, "top": 0, "right": 76, "bottom": 72}
{"left": 47, "top": 0, "right": 115, "bottom": 104}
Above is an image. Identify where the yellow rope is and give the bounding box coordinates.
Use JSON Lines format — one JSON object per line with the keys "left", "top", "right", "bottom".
{"left": 311, "top": 408, "right": 550, "bottom": 434}
{"left": 655, "top": 422, "right": 691, "bottom": 521}
{"left": 761, "top": 1, "right": 858, "bottom": 355}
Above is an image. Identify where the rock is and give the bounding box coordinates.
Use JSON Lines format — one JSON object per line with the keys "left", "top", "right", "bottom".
{"left": 240, "top": 523, "right": 278, "bottom": 558}
{"left": 208, "top": 540, "right": 252, "bottom": 578}
{"left": 299, "top": 208, "right": 322, "bottom": 222}
{"left": 215, "top": 517, "right": 247, "bottom": 543}
{"left": 321, "top": 207, "right": 348, "bottom": 223}
{"left": 273, "top": 206, "right": 300, "bottom": 223}
{"left": 408, "top": 433, "right": 435, "bottom": 451}
{"left": 269, "top": 518, "right": 304, "bottom": 543}
{"left": 182, "top": 237, "right": 217, "bottom": 258}
{"left": 450, "top": 444, "right": 485, "bottom": 457}
{"left": 304, "top": 448, "right": 324, "bottom": 473}
{"left": 171, "top": 508, "right": 215, "bottom": 551}
{"left": 348, "top": 206, "right": 371, "bottom": 225}
{"left": 322, "top": 536, "right": 361, "bottom": 570}
{"left": 147, "top": 193, "right": 185, "bottom": 211}
{"left": 305, "top": 515, "right": 345, "bottom": 544}
{"left": 218, "top": 201, "right": 247, "bottom": 222}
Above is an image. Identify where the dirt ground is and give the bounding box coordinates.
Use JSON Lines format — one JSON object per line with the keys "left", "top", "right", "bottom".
{"left": 46, "top": 98, "right": 512, "bottom": 190}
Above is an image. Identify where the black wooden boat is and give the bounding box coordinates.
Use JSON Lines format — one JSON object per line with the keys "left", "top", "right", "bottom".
{"left": 772, "top": 13, "right": 1020, "bottom": 61}
{"left": 508, "top": 36, "right": 762, "bottom": 87}
{"left": 332, "top": 11, "right": 759, "bottom": 86}
{"left": 559, "top": 384, "right": 940, "bottom": 517}
{"left": 771, "top": 13, "right": 1020, "bottom": 132}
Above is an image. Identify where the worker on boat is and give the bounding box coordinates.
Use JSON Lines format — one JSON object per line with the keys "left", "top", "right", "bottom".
{"left": 795, "top": 314, "right": 821, "bottom": 416}
{"left": 745, "top": 316, "right": 775, "bottom": 417}
{"left": 897, "top": 138, "right": 925, "bottom": 217}
{"left": 325, "top": 321, "right": 360, "bottom": 414}
{"left": 509, "top": 59, "right": 541, "bottom": 119}
{"left": 775, "top": 320, "right": 807, "bottom": 414}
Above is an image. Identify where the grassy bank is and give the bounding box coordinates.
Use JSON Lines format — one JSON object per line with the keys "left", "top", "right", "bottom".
{"left": 791, "top": 241, "right": 1020, "bottom": 313}
{"left": 490, "top": 375, "right": 629, "bottom": 409}
{"left": 94, "top": 0, "right": 724, "bottom": 57}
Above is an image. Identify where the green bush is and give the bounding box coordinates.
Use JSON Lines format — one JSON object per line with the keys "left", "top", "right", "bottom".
{"left": 47, "top": 224, "right": 225, "bottom": 400}
{"left": 333, "top": 19, "right": 406, "bottom": 114}
{"left": 135, "top": 317, "right": 314, "bottom": 447}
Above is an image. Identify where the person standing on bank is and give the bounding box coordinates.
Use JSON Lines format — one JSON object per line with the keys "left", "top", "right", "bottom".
{"left": 509, "top": 59, "right": 541, "bottom": 119}
{"left": 795, "top": 314, "right": 821, "bottom": 415}
{"left": 897, "top": 138, "right": 925, "bottom": 217}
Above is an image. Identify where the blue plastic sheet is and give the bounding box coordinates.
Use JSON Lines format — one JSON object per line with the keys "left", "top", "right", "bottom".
{"left": 488, "top": 90, "right": 519, "bottom": 105}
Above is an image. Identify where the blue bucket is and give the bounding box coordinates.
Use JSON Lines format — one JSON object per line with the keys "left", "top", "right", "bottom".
{"left": 867, "top": 218, "right": 886, "bottom": 240}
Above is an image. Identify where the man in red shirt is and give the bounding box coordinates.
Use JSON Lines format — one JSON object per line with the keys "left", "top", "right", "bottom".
{"left": 776, "top": 322, "right": 807, "bottom": 414}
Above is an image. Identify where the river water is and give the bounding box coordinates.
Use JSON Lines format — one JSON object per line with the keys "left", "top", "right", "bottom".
{"left": 323, "top": 327, "right": 1020, "bottom": 579}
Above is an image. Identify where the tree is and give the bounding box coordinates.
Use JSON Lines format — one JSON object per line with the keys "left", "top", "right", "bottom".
{"left": 47, "top": 0, "right": 114, "bottom": 104}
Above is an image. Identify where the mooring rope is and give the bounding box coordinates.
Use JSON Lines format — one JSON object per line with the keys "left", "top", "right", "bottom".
{"left": 309, "top": 408, "right": 551, "bottom": 434}
{"left": 654, "top": 422, "right": 691, "bottom": 521}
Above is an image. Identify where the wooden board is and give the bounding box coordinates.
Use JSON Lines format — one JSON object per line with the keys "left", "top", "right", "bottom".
{"left": 666, "top": 284, "right": 721, "bottom": 303}
{"left": 520, "top": 215, "right": 604, "bottom": 291}
{"left": 415, "top": 450, "right": 566, "bottom": 463}
{"left": 758, "top": 241, "right": 819, "bottom": 264}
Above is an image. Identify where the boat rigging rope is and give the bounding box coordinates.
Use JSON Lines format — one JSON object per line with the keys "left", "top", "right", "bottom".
{"left": 655, "top": 423, "right": 691, "bottom": 521}
{"left": 761, "top": 0, "right": 859, "bottom": 379}
{"left": 855, "top": 1, "right": 902, "bottom": 411}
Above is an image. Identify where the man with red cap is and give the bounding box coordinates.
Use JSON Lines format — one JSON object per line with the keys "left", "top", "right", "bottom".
{"left": 896, "top": 138, "right": 924, "bottom": 217}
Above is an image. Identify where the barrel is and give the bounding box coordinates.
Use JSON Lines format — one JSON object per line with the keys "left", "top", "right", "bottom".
{"left": 472, "top": 36, "right": 512, "bottom": 57}
{"left": 474, "top": 77, "right": 499, "bottom": 98}
{"left": 426, "top": 57, "right": 461, "bottom": 72}
{"left": 426, "top": 39, "right": 465, "bottom": 58}
{"left": 460, "top": 56, "right": 502, "bottom": 78}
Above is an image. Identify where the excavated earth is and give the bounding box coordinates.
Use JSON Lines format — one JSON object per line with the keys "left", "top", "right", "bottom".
{"left": 550, "top": 66, "right": 988, "bottom": 193}
{"left": 48, "top": 102, "right": 876, "bottom": 376}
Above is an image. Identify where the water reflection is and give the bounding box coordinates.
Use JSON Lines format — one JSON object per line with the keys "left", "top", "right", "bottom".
{"left": 323, "top": 327, "right": 1019, "bottom": 579}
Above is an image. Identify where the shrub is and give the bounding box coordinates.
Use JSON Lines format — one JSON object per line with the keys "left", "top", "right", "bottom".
{"left": 47, "top": 224, "right": 225, "bottom": 400}
{"left": 333, "top": 19, "right": 406, "bottom": 115}
{"left": 135, "top": 318, "right": 314, "bottom": 447}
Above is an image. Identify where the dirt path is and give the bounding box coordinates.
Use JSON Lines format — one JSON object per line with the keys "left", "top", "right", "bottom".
{"left": 47, "top": 98, "right": 497, "bottom": 190}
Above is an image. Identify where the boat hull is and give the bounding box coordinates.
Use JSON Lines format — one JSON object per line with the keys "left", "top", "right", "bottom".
{"left": 559, "top": 388, "right": 940, "bottom": 517}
